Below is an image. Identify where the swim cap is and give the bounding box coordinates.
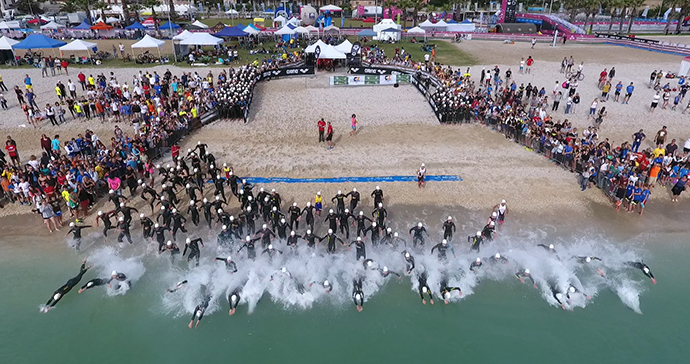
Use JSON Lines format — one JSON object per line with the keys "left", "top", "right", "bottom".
{"left": 262, "top": 224, "right": 267, "bottom": 229}
{"left": 372, "top": 222, "right": 377, "bottom": 227}
{"left": 109, "top": 189, "right": 114, "bottom": 194}
{"left": 324, "top": 280, "right": 330, "bottom": 286}
{"left": 215, "top": 196, "right": 220, "bottom": 200}
{"left": 194, "top": 168, "right": 198, "bottom": 172}
{"left": 383, "top": 266, "right": 388, "bottom": 272}
{"left": 337, "top": 190, "right": 342, "bottom": 194}
{"left": 54, "top": 293, "right": 61, "bottom": 300}
{"left": 186, "top": 238, "right": 191, "bottom": 244}
{"left": 119, "top": 216, "right": 124, "bottom": 222}
{"left": 111, "top": 270, "right": 118, "bottom": 276}
{"left": 394, "top": 232, "right": 399, "bottom": 237}
{"left": 367, "top": 261, "right": 373, "bottom": 266}
{"left": 329, "top": 209, "right": 334, "bottom": 214}
{"left": 353, "top": 188, "right": 357, "bottom": 192}
{"left": 524, "top": 269, "right": 530, "bottom": 274}
{"left": 268, "top": 244, "right": 274, "bottom": 250}
{"left": 387, "top": 227, "right": 392, "bottom": 233}
{"left": 272, "top": 207, "right": 277, "bottom": 211}
{"left": 492, "top": 212, "right": 497, "bottom": 217}
{"left": 260, "top": 188, "right": 264, "bottom": 192}
{"left": 418, "top": 222, "right": 422, "bottom": 227}
{"left": 186, "top": 183, "right": 191, "bottom": 188}
{"left": 448, "top": 216, "right": 452, "bottom": 220}
{"left": 222, "top": 225, "right": 227, "bottom": 230}
{"left": 355, "top": 293, "right": 361, "bottom": 300}
{"left": 293, "top": 202, "right": 297, "bottom": 207}
{"left": 444, "top": 292, "right": 450, "bottom": 300}
{"left": 223, "top": 163, "right": 227, "bottom": 167}
{"left": 203, "top": 198, "right": 208, "bottom": 203}
{"left": 291, "top": 231, "right": 295, "bottom": 236}
{"left": 138, "top": 179, "right": 143, "bottom": 184}
{"left": 422, "top": 287, "right": 428, "bottom": 293}
{"left": 231, "top": 294, "right": 237, "bottom": 302}
{"left": 216, "top": 175, "right": 221, "bottom": 179}
{"left": 248, "top": 196, "right": 253, "bottom": 201}
{"left": 154, "top": 223, "right": 159, "bottom": 228}
{"left": 246, "top": 236, "right": 251, "bottom": 242}
{"left": 281, "top": 218, "right": 285, "bottom": 223}
{"left": 643, "top": 267, "right": 650, "bottom": 273}
{"left": 271, "top": 189, "right": 275, "bottom": 193}
{"left": 421, "top": 163, "right": 425, "bottom": 167}
{"left": 217, "top": 208, "right": 222, "bottom": 213}
{"left": 210, "top": 165, "right": 215, "bottom": 169}
{"left": 345, "top": 209, "right": 350, "bottom": 213}
{"left": 161, "top": 206, "right": 166, "bottom": 211}
{"left": 307, "top": 230, "right": 312, "bottom": 234}
{"left": 359, "top": 211, "right": 364, "bottom": 216}
{"left": 495, "top": 253, "right": 501, "bottom": 259}
{"left": 166, "top": 241, "right": 172, "bottom": 246}
{"left": 172, "top": 208, "right": 177, "bottom": 214}
{"left": 196, "top": 310, "right": 202, "bottom": 317}
{"left": 230, "top": 216, "right": 235, "bottom": 221}
{"left": 161, "top": 196, "right": 166, "bottom": 201}
{"left": 69, "top": 222, "right": 75, "bottom": 227}
{"left": 156, "top": 164, "right": 161, "bottom": 169}
{"left": 328, "top": 229, "right": 333, "bottom": 234}
{"left": 476, "top": 231, "right": 481, "bottom": 236}
{"left": 501, "top": 199, "right": 506, "bottom": 204}
{"left": 378, "top": 203, "right": 383, "bottom": 208}
{"left": 405, "top": 252, "right": 410, "bottom": 258}
{"left": 442, "top": 239, "right": 447, "bottom": 245}
{"left": 585, "top": 257, "right": 591, "bottom": 263}
{"left": 476, "top": 257, "right": 481, "bottom": 262}
{"left": 307, "top": 202, "right": 311, "bottom": 206}
{"left": 120, "top": 202, "right": 125, "bottom": 207}
{"left": 376, "top": 186, "right": 380, "bottom": 190}
{"left": 317, "top": 191, "right": 321, "bottom": 196}
{"left": 549, "top": 244, "right": 554, "bottom": 249}
{"left": 281, "top": 267, "right": 287, "bottom": 273}
{"left": 490, "top": 221, "right": 495, "bottom": 226}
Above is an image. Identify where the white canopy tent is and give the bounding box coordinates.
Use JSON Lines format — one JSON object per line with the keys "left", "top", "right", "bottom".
{"left": 225, "top": 9, "right": 239, "bottom": 15}
{"left": 59, "top": 39, "right": 97, "bottom": 58}
{"left": 0, "top": 21, "right": 21, "bottom": 30}
{"left": 192, "top": 20, "right": 208, "bottom": 28}
{"left": 319, "top": 5, "right": 342, "bottom": 12}
{"left": 407, "top": 26, "right": 426, "bottom": 34}
{"left": 172, "top": 30, "right": 193, "bottom": 40}
{"left": 318, "top": 45, "right": 346, "bottom": 59}
{"left": 323, "top": 25, "right": 340, "bottom": 33}
{"left": 243, "top": 25, "right": 260, "bottom": 35}
{"left": 373, "top": 19, "right": 401, "bottom": 41}
{"left": 275, "top": 25, "right": 296, "bottom": 35}
{"left": 287, "top": 17, "right": 300, "bottom": 27}
{"left": 418, "top": 19, "right": 434, "bottom": 28}
{"left": 0, "top": 36, "right": 19, "bottom": 50}
{"left": 40, "top": 21, "right": 66, "bottom": 30}
{"left": 334, "top": 39, "right": 352, "bottom": 53}
{"left": 131, "top": 34, "right": 165, "bottom": 58}
{"left": 179, "top": 32, "right": 224, "bottom": 46}
{"left": 305, "top": 25, "right": 319, "bottom": 33}
{"left": 304, "top": 39, "right": 328, "bottom": 53}
{"left": 293, "top": 26, "right": 309, "bottom": 34}
{"left": 273, "top": 15, "right": 287, "bottom": 27}
{"left": 106, "top": 17, "right": 121, "bottom": 24}
{"left": 435, "top": 20, "right": 448, "bottom": 27}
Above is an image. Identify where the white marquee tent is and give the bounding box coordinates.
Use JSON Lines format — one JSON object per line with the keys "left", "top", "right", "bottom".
{"left": 131, "top": 34, "right": 165, "bottom": 58}
{"left": 304, "top": 39, "right": 328, "bottom": 53}
{"left": 172, "top": 30, "right": 193, "bottom": 40}
{"left": 192, "top": 20, "right": 208, "bottom": 28}
{"left": 317, "top": 44, "right": 346, "bottom": 59}
{"left": 40, "top": 21, "right": 66, "bottom": 30}
{"left": 59, "top": 39, "right": 97, "bottom": 58}
{"left": 275, "top": 25, "right": 296, "bottom": 35}
{"left": 179, "top": 32, "right": 224, "bottom": 46}
{"left": 334, "top": 39, "right": 352, "bottom": 53}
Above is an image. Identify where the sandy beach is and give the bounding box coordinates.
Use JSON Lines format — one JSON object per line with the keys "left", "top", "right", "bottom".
{"left": 1, "top": 39, "right": 689, "bottom": 224}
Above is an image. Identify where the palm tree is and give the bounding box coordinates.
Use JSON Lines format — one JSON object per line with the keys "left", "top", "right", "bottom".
{"left": 675, "top": 0, "right": 690, "bottom": 33}
{"left": 397, "top": 0, "right": 413, "bottom": 28}
{"left": 120, "top": 0, "right": 131, "bottom": 25}
{"left": 93, "top": 1, "right": 110, "bottom": 22}
{"left": 410, "top": 0, "right": 425, "bottom": 26}
{"left": 625, "top": 0, "right": 645, "bottom": 34}
{"left": 129, "top": 3, "right": 143, "bottom": 23}
{"left": 60, "top": 0, "right": 79, "bottom": 13}
{"left": 143, "top": 0, "right": 161, "bottom": 29}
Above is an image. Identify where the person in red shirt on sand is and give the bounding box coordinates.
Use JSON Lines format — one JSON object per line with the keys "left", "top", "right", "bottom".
{"left": 171, "top": 144, "right": 180, "bottom": 160}
{"left": 317, "top": 118, "right": 326, "bottom": 143}
{"left": 326, "top": 121, "right": 334, "bottom": 149}
{"left": 77, "top": 72, "right": 86, "bottom": 90}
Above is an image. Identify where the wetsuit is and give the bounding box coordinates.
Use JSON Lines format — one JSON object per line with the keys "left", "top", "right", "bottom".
{"left": 379, "top": 269, "right": 401, "bottom": 278}
{"left": 537, "top": 244, "right": 558, "bottom": 254}
{"left": 288, "top": 205, "right": 302, "bottom": 230}
{"left": 303, "top": 232, "right": 319, "bottom": 248}
{"left": 443, "top": 220, "right": 456, "bottom": 241}
{"left": 140, "top": 217, "right": 154, "bottom": 239}
{"left": 117, "top": 220, "right": 133, "bottom": 244}
{"left": 187, "top": 203, "right": 200, "bottom": 226}
{"left": 79, "top": 278, "right": 109, "bottom": 292}
{"left": 324, "top": 212, "right": 339, "bottom": 232}
{"left": 481, "top": 224, "right": 494, "bottom": 241}
{"left": 119, "top": 206, "right": 138, "bottom": 225}
{"left": 301, "top": 205, "right": 315, "bottom": 231}
{"left": 270, "top": 192, "right": 281, "bottom": 211}
{"left": 469, "top": 260, "right": 482, "bottom": 272}
{"left": 625, "top": 261, "right": 656, "bottom": 283}
{"left": 162, "top": 243, "right": 181, "bottom": 263}
{"left": 141, "top": 185, "right": 159, "bottom": 208}
{"left": 154, "top": 226, "right": 171, "bottom": 251}
{"left": 371, "top": 189, "right": 383, "bottom": 208}
{"left": 108, "top": 194, "right": 127, "bottom": 210}
{"left": 364, "top": 224, "right": 381, "bottom": 246}
{"left": 515, "top": 270, "right": 535, "bottom": 285}
{"left": 572, "top": 256, "right": 602, "bottom": 263}
{"left": 286, "top": 234, "right": 300, "bottom": 251}
{"left": 261, "top": 247, "right": 283, "bottom": 262}
{"left": 320, "top": 233, "right": 345, "bottom": 254}
{"left": 228, "top": 290, "right": 241, "bottom": 311}
{"left": 211, "top": 177, "right": 226, "bottom": 201}
{"left": 217, "top": 229, "right": 233, "bottom": 248}
{"left": 45, "top": 261, "right": 90, "bottom": 308}
{"left": 183, "top": 238, "right": 204, "bottom": 265}
{"left": 215, "top": 257, "right": 238, "bottom": 272}
{"left": 346, "top": 190, "right": 360, "bottom": 211}
{"left": 550, "top": 286, "right": 565, "bottom": 307}
{"left": 97, "top": 212, "right": 116, "bottom": 237}
{"left": 417, "top": 273, "right": 433, "bottom": 303}
{"left": 372, "top": 206, "right": 387, "bottom": 227}
{"left": 238, "top": 238, "right": 260, "bottom": 260}
{"left": 227, "top": 174, "right": 240, "bottom": 196}
{"left": 431, "top": 242, "right": 455, "bottom": 260}
{"left": 403, "top": 252, "right": 415, "bottom": 274}
{"left": 276, "top": 220, "right": 289, "bottom": 240}
{"left": 468, "top": 235, "right": 483, "bottom": 252}
{"left": 409, "top": 226, "right": 428, "bottom": 247}
{"left": 350, "top": 239, "right": 366, "bottom": 260}
{"left": 171, "top": 213, "right": 187, "bottom": 239}
{"left": 191, "top": 294, "right": 211, "bottom": 325}
{"left": 354, "top": 214, "right": 372, "bottom": 237}
{"left": 440, "top": 278, "right": 461, "bottom": 300}
{"left": 338, "top": 211, "right": 352, "bottom": 239}
{"left": 202, "top": 200, "right": 213, "bottom": 229}
{"left": 67, "top": 225, "right": 91, "bottom": 250}
{"left": 332, "top": 193, "right": 347, "bottom": 215}
{"left": 255, "top": 228, "right": 275, "bottom": 249}
{"left": 352, "top": 278, "right": 364, "bottom": 308}
{"left": 186, "top": 184, "right": 201, "bottom": 201}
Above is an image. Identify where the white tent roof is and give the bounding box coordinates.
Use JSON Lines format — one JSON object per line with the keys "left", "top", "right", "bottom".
{"left": 225, "top": 9, "right": 239, "bottom": 14}
{"left": 305, "top": 25, "right": 319, "bottom": 32}
{"left": 94, "top": 17, "right": 105, "bottom": 24}
{"left": 243, "top": 25, "right": 260, "bottom": 35}
{"left": 40, "top": 21, "right": 66, "bottom": 30}
{"left": 318, "top": 44, "right": 346, "bottom": 59}
{"left": 59, "top": 39, "right": 97, "bottom": 51}
{"left": 106, "top": 17, "right": 120, "bottom": 24}
{"left": 407, "top": 26, "right": 426, "bottom": 34}
{"left": 294, "top": 26, "right": 309, "bottom": 34}
{"left": 179, "top": 32, "right": 224, "bottom": 46}
{"left": 275, "top": 25, "right": 296, "bottom": 35}
{"left": 319, "top": 5, "right": 342, "bottom": 11}
{"left": 0, "top": 21, "right": 21, "bottom": 30}
{"left": 0, "top": 36, "right": 19, "bottom": 50}
{"left": 418, "top": 19, "right": 434, "bottom": 27}
{"left": 435, "top": 20, "right": 448, "bottom": 27}
{"left": 131, "top": 34, "right": 165, "bottom": 49}
{"left": 172, "top": 30, "right": 193, "bottom": 40}
{"left": 304, "top": 39, "right": 328, "bottom": 53}
{"left": 192, "top": 20, "right": 208, "bottom": 28}
{"left": 287, "top": 17, "right": 300, "bottom": 26}
{"left": 334, "top": 39, "right": 352, "bottom": 53}
{"left": 323, "top": 25, "right": 340, "bottom": 32}
{"left": 274, "top": 15, "right": 287, "bottom": 23}
{"left": 373, "top": 18, "right": 400, "bottom": 33}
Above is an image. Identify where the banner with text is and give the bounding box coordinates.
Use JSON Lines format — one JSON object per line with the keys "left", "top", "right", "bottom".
{"left": 330, "top": 74, "right": 411, "bottom": 86}
{"left": 260, "top": 66, "right": 315, "bottom": 80}
{"left": 348, "top": 66, "right": 411, "bottom": 75}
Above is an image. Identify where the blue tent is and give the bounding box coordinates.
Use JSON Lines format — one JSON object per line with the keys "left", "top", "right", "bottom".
{"left": 287, "top": 23, "right": 296, "bottom": 29}
{"left": 447, "top": 19, "right": 458, "bottom": 24}
{"left": 461, "top": 19, "right": 473, "bottom": 24}
{"left": 357, "top": 29, "right": 377, "bottom": 36}
{"left": 213, "top": 26, "right": 248, "bottom": 37}
{"left": 73, "top": 20, "right": 91, "bottom": 30}
{"left": 125, "top": 21, "right": 146, "bottom": 30}
{"left": 14, "top": 34, "right": 67, "bottom": 49}
{"left": 159, "top": 21, "right": 180, "bottom": 30}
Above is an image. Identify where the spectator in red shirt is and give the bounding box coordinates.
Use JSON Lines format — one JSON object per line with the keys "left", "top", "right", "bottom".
{"left": 5, "top": 137, "right": 19, "bottom": 167}
{"left": 326, "top": 121, "right": 334, "bottom": 149}
{"left": 77, "top": 72, "right": 86, "bottom": 90}
{"left": 171, "top": 144, "right": 180, "bottom": 159}
{"left": 61, "top": 59, "right": 69, "bottom": 75}
{"left": 317, "top": 118, "right": 326, "bottom": 143}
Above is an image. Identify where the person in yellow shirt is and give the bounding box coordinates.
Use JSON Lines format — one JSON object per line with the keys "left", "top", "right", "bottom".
{"left": 55, "top": 84, "right": 63, "bottom": 102}
{"left": 314, "top": 192, "right": 323, "bottom": 216}
{"left": 191, "top": 107, "right": 197, "bottom": 118}
{"left": 653, "top": 146, "right": 665, "bottom": 158}
{"left": 0, "top": 73, "right": 7, "bottom": 91}
{"left": 88, "top": 75, "right": 95, "bottom": 86}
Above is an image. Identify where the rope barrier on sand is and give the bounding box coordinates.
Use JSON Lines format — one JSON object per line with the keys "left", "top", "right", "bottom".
{"left": 235, "top": 175, "right": 463, "bottom": 184}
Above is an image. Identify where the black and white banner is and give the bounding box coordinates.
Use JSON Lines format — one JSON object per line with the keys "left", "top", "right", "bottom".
{"left": 260, "top": 66, "right": 316, "bottom": 80}
{"left": 595, "top": 33, "right": 659, "bottom": 44}
{"left": 349, "top": 66, "right": 409, "bottom": 75}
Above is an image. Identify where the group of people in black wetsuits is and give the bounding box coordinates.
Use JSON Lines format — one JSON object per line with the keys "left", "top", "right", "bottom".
{"left": 46, "top": 141, "right": 658, "bottom": 319}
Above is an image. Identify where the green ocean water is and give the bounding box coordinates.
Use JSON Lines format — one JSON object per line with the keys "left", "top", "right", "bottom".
{"left": 0, "top": 229, "right": 687, "bottom": 364}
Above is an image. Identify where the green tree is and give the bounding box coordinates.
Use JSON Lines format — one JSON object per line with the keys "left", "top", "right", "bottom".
{"left": 625, "top": 0, "right": 645, "bottom": 34}
{"left": 143, "top": 0, "right": 161, "bottom": 29}
{"left": 397, "top": 0, "right": 413, "bottom": 28}
{"left": 59, "top": 0, "right": 79, "bottom": 13}
{"left": 93, "top": 1, "right": 110, "bottom": 22}
{"left": 674, "top": 0, "right": 690, "bottom": 33}
{"left": 16, "top": 0, "right": 43, "bottom": 14}
{"left": 410, "top": 0, "right": 426, "bottom": 26}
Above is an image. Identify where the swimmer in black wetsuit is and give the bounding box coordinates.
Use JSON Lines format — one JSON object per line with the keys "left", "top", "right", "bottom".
{"left": 352, "top": 277, "right": 364, "bottom": 312}
{"left": 402, "top": 251, "right": 415, "bottom": 274}
{"left": 95, "top": 210, "right": 116, "bottom": 237}
{"left": 261, "top": 244, "right": 283, "bottom": 262}
{"left": 67, "top": 222, "right": 91, "bottom": 250}
{"left": 440, "top": 277, "right": 462, "bottom": 304}
{"left": 140, "top": 213, "right": 154, "bottom": 239}
{"left": 288, "top": 202, "right": 302, "bottom": 230}
{"left": 378, "top": 266, "right": 401, "bottom": 279}
{"left": 469, "top": 257, "right": 482, "bottom": 272}
{"left": 625, "top": 261, "right": 656, "bottom": 284}
{"left": 320, "top": 229, "right": 346, "bottom": 254}
{"left": 301, "top": 202, "right": 315, "bottom": 231}
{"left": 349, "top": 237, "right": 366, "bottom": 261}
{"left": 371, "top": 186, "right": 384, "bottom": 208}
{"left": 183, "top": 238, "right": 204, "bottom": 266}
{"left": 167, "top": 280, "right": 188, "bottom": 293}
{"left": 42, "top": 259, "right": 91, "bottom": 312}
{"left": 417, "top": 272, "right": 434, "bottom": 305}
{"left": 189, "top": 293, "right": 211, "bottom": 328}
{"left": 515, "top": 269, "right": 537, "bottom": 288}
{"left": 346, "top": 188, "right": 360, "bottom": 211}
{"left": 161, "top": 240, "right": 181, "bottom": 263}
{"left": 550, "top": 285, "right": 566, "bottom": 310}
{"left": 228, "top": 288, "right": 242, "bottom": 315}
{"left": 431, "top": 239, "right": 456, "bottom": 260}
{"left": 537, "top": 244, "right": 558, "bottom": 254}
{"left": 571, "top": 256, "right": 602, "bottom": 264}
{"left": 442, "top": 216, "right": 456, "bottom": 241}
{"left": 409, "top": 222, "right": 428, "bottom": 247}
{"left": 214, "top": 256, "right": 238, "bottom": 272}
{"left": 310, "top": 279, "right": 333, "bottom": 293}
{"left": 238, "top": 236, "right": 260, "bottom": 260}
{"left": 468, "top": 231, "right": 483, "bottom": 252}
{"left": 354, "top": 211, "right": 372, "bottom": 238}
{"left": 332, "top": 190, "right": 347, "bottom": 215}
{"left": 566, "top": 284, "right": 591, "bottom": 300}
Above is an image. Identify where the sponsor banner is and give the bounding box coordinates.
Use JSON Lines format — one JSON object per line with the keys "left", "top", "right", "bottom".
{"left": 380, "top": 74, "right": 396, "bottom": 85}
{"left": 260, "top": 66, "right": 315, "bottom": 80}
{"left": 396, "top": 74, "right": 411, "bottom": 83}
{"left": 595, "top": 33, "right": 659, "bottom": 44}
{"left": 332, "top": 76, "right": 349, "bottom": 85}
{"left": 350, "top": 75, "right": 365, "bottom": 85}
{"left": 364, "top": 75, "right": 380, "bottom": 85}
{"left": 349, "top": 66, "right": 410, "bottom": 75}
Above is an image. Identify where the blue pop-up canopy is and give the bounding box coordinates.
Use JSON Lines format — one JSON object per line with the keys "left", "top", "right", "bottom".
{"left": 357, "top": 29, "right": 377, "bottom": 36}
{"left": 14, "top": 34, "right": 67, "bottom": 49}
{"left": 159, "top": 21, "right": 180, "bottom": 30}
{"left": 73, "top": 20, "right": 91, "bottom": 30}
{"left": 213, "top": 26, "right": 248, "bottom": 37}
{"left": 125, "top": 21, "right": 146, "bottom": 30}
